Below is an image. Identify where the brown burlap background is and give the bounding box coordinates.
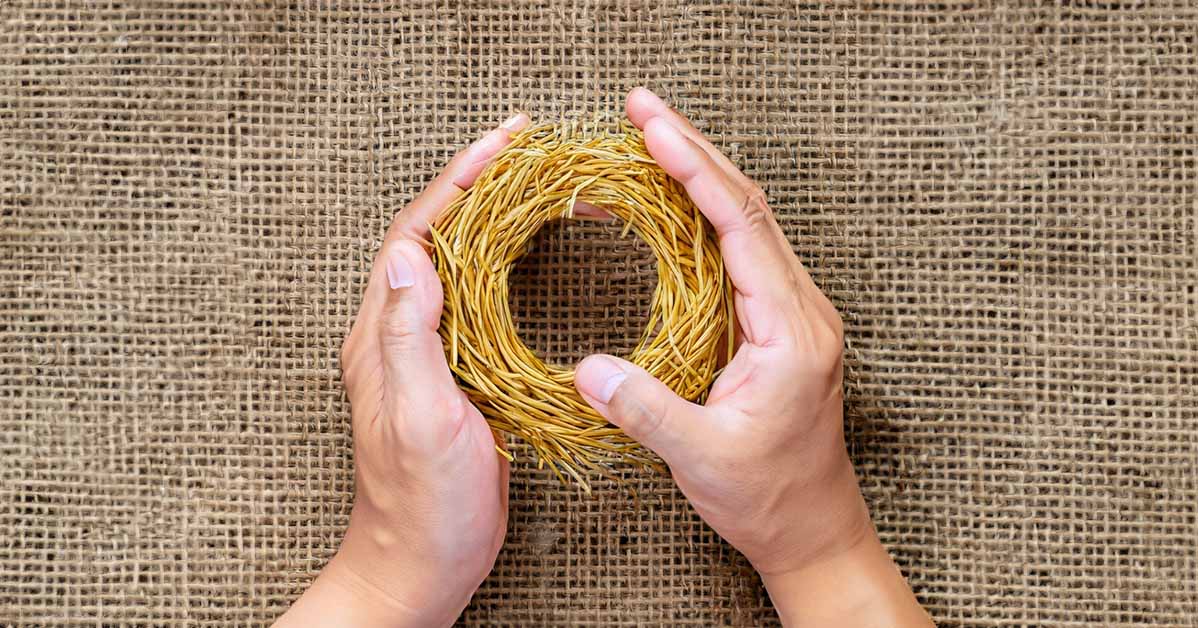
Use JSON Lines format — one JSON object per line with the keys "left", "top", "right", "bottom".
{"left": 3, "top": 1, "right": 1197, "bottom": 626}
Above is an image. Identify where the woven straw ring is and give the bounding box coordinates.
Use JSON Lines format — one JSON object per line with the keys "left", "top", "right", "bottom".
{"left": 430, "top": 121, "right": 733, "bottom": 486}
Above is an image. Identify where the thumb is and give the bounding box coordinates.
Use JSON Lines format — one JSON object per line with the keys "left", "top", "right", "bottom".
{"left": 378, "top": 240, "right": 460, "bottom": 419}
{"left": 380, "top": 238, "right": 443, "bottom": 346}
{"left": 574, "top": 355, "right": 703, "bottom": 462}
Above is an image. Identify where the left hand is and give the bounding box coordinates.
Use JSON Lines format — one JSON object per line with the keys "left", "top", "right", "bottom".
{"left": 275, "top": 113, "right": 530, "bottom": 628}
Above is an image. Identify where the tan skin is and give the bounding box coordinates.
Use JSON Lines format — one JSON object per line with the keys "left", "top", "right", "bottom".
{"left": 275, "top": 89, "right": 933, "bottom": 628}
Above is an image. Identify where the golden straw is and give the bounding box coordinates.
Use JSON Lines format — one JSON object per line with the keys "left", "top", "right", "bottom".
{"left": 430, "top": 120, "right": 733, "bottom": 486}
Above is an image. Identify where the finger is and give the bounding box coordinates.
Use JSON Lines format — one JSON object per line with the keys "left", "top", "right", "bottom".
{"left": 574, "top": 355, "right": 705, "bottom": 463}
{"left": 642, "top": 117, "right": 793, "bottom": 286}
{"left": 376, "top": 239, "right": 465, "bottom": 449}
{"left": 630, "top": 91, "right": 845, "bottom": 342}
{"left": 627, "top": 88, "right": 803, "bottom": 275}
{"left": 571, "top": 200, "right": 612, "bottom": 220}
{"left": 386, "top": 113, "right": 531, "bottom": 243}
{"left": 356, "top": 113, "right": 530, "bottom": 335}
{"left": 626, "top": 87, "right": 756, "bottom": 193}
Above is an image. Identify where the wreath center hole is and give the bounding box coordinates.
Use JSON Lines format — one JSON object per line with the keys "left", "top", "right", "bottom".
{"left": 508, "top": 215, "right": 658, "bottom": 368}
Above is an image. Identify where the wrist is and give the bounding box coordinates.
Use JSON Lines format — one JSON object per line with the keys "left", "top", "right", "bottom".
{"left": 332, "top": 517, "right": 474, "bottom": 627}
{"left": 740, "top": 451, "right": 874, "bottom": 576}
{"left": 274, "top": 552, "right": 445, "bottom": 628}
{"left": 761, "top": 530, "right": 932, "bottom": 627}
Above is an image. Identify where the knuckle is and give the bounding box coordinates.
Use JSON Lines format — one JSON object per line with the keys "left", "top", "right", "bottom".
{"left": 825, "top": 310, "right": 845, "bottom": 340}
{"left": 790, "top": 257, "right": 807, "bottom": 279}
{"left": 433, "top": 391, "right": 468, "bottom": 428}
{"left": 814, "top": 312, "right": 844, "bottom": 352}
{"left": 379, "top": 307, "right": 419, "bottom": 348}
{"left": 744, "top": 182, "right": 767, "bottom": 208}
{"left": 610, "top": 383, "right": 667, "bottom": 441}
{"left": 771, "top": 329, "right": 834, "bottom": 381}
{"left": 740, "top": 192, "right": 772, "bottom": 234}
{"left": 785, "top": 268, "right": 804, "bottom": 296}
{"left": 385, "top": 214, "right": 409, "bottom": 241}
{"left": 811, "top": 323, "right": 845, "bottom": 373}
{"left": 339, "top": 333, "right": 356, "bottom": 370}
{"left": 426, "top": 392, "right": 471, "bottom": 449}
{"left": 339, "top": 352, "right": 367, "bottom": 397}
{"left": 393, "top": 388, "right": 471, "bottom": 452}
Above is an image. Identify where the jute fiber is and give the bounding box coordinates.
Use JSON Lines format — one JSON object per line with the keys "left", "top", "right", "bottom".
{"left": 2, "top": 2, "right": 1196, "bottom": 626}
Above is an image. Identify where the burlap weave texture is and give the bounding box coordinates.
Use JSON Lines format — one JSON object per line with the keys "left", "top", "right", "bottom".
{"left": 2, "top": 1, "right": 1197, "bottom": 626}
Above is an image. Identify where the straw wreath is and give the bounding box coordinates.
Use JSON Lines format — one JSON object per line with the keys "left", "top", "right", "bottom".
{"left": 430, "top": 121, "right": 733, "bottom": 486}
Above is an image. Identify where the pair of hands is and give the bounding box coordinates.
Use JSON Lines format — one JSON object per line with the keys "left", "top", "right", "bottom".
{"left": 277, "top": 88, "right": 931, "bottom": 627}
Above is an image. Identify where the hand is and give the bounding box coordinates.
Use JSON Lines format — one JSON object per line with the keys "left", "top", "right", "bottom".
{"left": 275, "top": 113, "right": 530, "bottom": 628}
{"left": 574, "top": 89, "right": 932, "bottom": 626}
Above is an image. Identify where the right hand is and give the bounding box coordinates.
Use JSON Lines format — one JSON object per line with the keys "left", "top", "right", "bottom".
{"left": 576, "top": 87, "right": 864, "bottom": 577}
{"left": 575, "top": 88, "right": 932, "bottom": 626}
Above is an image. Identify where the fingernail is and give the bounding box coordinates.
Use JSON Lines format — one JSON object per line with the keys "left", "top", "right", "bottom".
{"left": 571, "top": 201, "right": 613, "bottom": 220}
{"left": 386, "top": 247, "right": 415, "bottom": 289}
{"left": 598, "top": 371, "right": 627, "bottom": 404}
{"left": 579, "top": 356, "right": 628, "bottom": 404}
{"left": 500, "top": 112, "right": 529, "bottom": 132}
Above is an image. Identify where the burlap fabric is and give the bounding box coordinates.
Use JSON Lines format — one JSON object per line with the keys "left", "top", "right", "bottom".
{"left": 3, "top": 1, "right": 1196, "bottom": 626}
